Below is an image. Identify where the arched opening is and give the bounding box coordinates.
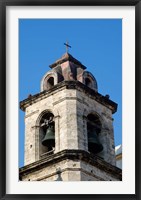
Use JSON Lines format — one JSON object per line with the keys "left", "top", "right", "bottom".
{"left": 39, "top": 112, "right": 55, "bottom": 157}
{"left": 87, "top": 113, "right": 103, "bottom": 154}
{"left": 82, "top": 71, "right": 98, "bottom": 92}
{"left": 47, "top": 77, "right": 54, "bottom": 90}
{"left": 85, "top": 78, "right": 92, "bottom": 88}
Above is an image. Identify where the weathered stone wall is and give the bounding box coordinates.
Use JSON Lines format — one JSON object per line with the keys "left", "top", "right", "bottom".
{"left": 21, "top": 159, "right": 81, "bottom": 181}
{"left": 24, "top": 86, "right": 79, "bottom": 165}
{"left": 76, "top": 90, "right": 116, "bottom": 165}
{"left": 24, "top": 84, "right": 116, "bottom": 166}
{"left": 80, "top": 161, "right": 118, "bottom": 181}
{"left": 24, "top": 86, "right": 67, "bottom": 165}
{"left": 20, "top": 158, "right": 120, "bottom": 181}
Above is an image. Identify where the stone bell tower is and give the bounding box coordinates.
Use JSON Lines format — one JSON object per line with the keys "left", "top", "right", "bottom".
{"left": 19, "top": 52, "right": 122, "bottom": 181}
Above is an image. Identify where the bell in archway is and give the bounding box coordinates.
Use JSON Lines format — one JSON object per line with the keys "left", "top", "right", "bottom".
{"left": 42, "top": 125, "right": 55, "bottom": 147}
{"left": 88, "top": 130, "right": 103, "bottom": 154}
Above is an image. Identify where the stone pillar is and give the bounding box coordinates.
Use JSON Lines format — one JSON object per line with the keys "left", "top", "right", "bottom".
{"left": 54, "top": 115, "right": 60, "bottom": 153}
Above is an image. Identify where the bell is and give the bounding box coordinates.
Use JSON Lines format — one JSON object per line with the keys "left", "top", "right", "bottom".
{"left": 42, "top": 125, "right": 55, "bottom": 147}
{"left": 88, "top": 130, "right": 103, "bottom": 154}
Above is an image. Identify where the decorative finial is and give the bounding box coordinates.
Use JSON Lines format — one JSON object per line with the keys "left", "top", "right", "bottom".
{"left": 28, "top": 94, "right": 32, "bottom": 99}
{"left": 105, "top": 94, "right": 110, "bottom": 99}
{"left": 64, "top": 41, "right": 71, "bottom": 53}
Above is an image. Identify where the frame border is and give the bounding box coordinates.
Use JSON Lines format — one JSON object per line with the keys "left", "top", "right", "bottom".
{"left": 0, "top": 0, "right": 140, "bottom": 199}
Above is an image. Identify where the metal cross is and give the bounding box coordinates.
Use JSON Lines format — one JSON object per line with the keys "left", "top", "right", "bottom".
{"left": 64, "top": 41, "right": 71, "bottom": 53}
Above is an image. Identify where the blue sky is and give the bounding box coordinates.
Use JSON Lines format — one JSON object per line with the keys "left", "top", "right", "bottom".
{"left": 19, "top": 19, "right": 122, "bottom": 167}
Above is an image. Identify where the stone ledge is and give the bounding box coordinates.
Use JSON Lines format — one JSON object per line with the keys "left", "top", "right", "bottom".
{"left": 20, "top": 80, "right": 117, "bottom": 113}
{"left": 19, "top": 149, "right": 122, "bottom": 180}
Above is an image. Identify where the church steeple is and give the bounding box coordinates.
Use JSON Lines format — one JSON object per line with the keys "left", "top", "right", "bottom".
{"left": 19, "top": 51, "right": 121, "bottom": 181}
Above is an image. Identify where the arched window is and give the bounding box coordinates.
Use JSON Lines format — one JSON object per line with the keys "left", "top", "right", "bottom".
{"left": 39, "top": 112, "right": 55, "bottom": 157}
{"left": 85, "top": 78, "right": 92, "bottom": 88}
{"left": 47, "top": 77, "right": 54, "bottom": 90}
{"left": 87, "top": 114, "right": 103, "bottom": 154}
{"left": 82, "top": 71, "right": 98, "bottom": 92}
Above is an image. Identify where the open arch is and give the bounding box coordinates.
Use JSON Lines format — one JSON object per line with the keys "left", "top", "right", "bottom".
{"left": 47, "top": 77, "right": 54, "bottom": 89}
{"left": 40, "top": 70, "right": 58, "bottom": 91}
{"left": 38, "top": 111, "right": 55, "bottom": 157}
{"left": 87, "top": 113, "right": 103, "bottom": 154}
{"left": 83, "top": 71, "right": 98, "bottom": 92}
{"left": 85, "top": 77, "right": 92, "bottom": 88}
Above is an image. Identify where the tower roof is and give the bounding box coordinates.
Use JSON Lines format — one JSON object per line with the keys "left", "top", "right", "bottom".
{"left": 49, "top": 53, "right": 86, "bottom": 69}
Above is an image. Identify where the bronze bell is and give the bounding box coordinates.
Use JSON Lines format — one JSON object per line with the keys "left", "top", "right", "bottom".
{"left": 42, "top": 125, "right": 55, "bottom": 147}
{"left": 88, "top": 130, "right": 103, "bottom": 154}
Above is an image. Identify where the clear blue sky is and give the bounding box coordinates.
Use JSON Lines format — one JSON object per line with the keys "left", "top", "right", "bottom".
{"left": 19, "top": 19, "right": 122, "bottom": 167}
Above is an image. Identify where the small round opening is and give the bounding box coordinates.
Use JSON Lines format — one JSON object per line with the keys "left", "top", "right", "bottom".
{"left": 47, "top": 77, "right": 54, "bottom": 89}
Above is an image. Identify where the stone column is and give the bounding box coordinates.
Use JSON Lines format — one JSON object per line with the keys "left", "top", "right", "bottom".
{"left": 54, "top": 115, "right": 60, "bottom": 153}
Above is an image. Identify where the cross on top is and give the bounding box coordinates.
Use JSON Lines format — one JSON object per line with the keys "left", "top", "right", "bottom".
{"left": 64, "top": 41, "right": 71, "bottom": 53}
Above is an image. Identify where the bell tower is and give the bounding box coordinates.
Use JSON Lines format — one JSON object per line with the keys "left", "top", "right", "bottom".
{"left": 19, "top": 52, "right": 122, "bottom": 181}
